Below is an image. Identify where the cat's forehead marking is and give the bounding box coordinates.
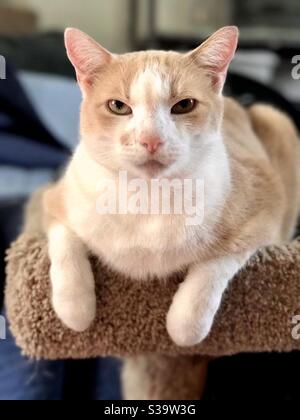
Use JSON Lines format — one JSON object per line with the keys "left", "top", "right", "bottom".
{"left": 130, "top": 65, "right": 170, "bottom": 107}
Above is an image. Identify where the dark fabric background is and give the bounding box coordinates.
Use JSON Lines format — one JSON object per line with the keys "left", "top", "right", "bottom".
{"left": 0, "top": 33, "right": 73, "bottom": 78}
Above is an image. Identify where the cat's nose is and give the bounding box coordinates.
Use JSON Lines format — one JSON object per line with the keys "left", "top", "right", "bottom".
{"left": 140, "top": 135, "right": 163, "bottom": 154}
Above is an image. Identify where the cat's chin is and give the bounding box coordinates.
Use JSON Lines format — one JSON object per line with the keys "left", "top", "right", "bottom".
{"left": 128, "top": 161, "right": 189, "bottom": 180}
{"left": 136, "top": 161, "right": 167, "bottom": 178}
{"left": 122, "top": 160, "right": 169, "bottom": 179}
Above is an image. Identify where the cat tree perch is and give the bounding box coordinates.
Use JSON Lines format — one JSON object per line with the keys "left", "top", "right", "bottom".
{"left": 5, "top": 188, "right": 300, "bottom": 399}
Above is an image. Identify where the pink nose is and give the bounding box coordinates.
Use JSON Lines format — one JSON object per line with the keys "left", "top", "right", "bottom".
{"left": 140, "top": 135, "right": 163, "bottom": 154}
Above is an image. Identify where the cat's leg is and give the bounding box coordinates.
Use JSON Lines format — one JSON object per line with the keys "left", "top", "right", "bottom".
{"left": 48, "top": 223, "right": 96, "bottom": 332}
{"left": 122, "top": 355, "right": 208, "bottom": 400}
{"left": 167, "top": 252, "right": 250, "bottom": 347}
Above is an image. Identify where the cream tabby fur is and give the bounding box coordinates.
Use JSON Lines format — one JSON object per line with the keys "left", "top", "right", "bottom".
{"left": 43, "top": 27, "right": 300, "bottom": 346}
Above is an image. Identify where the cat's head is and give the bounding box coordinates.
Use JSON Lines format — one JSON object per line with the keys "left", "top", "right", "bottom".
{"left": 65, "top": 26, "right": 238, "bottom": 178}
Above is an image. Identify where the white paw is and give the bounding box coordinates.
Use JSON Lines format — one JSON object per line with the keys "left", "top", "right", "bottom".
{"left": 53, "top": 290, "right": 96, "bottom": 332}
{"left": 166, "top": 286, "right": 219, "bottom": 347}
{"left": 167, "top": 307, "right": 214, "bottom": 347}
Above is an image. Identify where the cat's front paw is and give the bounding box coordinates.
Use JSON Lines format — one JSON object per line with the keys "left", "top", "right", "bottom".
{"left": 52, "top": 290, "right": 96, "bottom": 332}
{"left": 166, "top": 280, "right": 220, "bottom": 347}
{"left": 166, "top": 304, "right": 213, "bottom": 347}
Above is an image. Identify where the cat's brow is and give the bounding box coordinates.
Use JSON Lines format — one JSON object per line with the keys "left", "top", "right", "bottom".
{"left": 96, "top": 89, "right": 130, "bottom": 104}
{"left": 170, "top": 90, "right": 198, "bottom": 101}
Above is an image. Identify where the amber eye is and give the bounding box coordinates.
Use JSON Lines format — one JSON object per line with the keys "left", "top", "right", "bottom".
{"left": 108, "top": 100, "right": 132, "bottom": 116}
{"left": 171, "top": 99, "right": 196, "bottom": 115}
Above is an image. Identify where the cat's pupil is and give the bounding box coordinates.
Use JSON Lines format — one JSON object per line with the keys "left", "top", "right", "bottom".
{"left": 115, "top": 101, "right": 124, "bottom": 110}
{"left": 180, "top": 100, "right": 190, "bottom": 108}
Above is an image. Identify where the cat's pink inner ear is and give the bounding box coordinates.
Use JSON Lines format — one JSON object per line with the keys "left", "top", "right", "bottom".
{"left": 64, "top": 28, "right": 112, "bottom": 81}
{"left": 191, "top": 26, "right": 239, "bottom": 92}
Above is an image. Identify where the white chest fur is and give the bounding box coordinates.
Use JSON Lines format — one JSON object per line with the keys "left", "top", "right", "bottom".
{"left": 65, "top": 144, "right": 230, "bottom": 280}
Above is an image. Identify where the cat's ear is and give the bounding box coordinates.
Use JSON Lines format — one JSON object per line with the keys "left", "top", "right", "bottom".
{"left": 65, "top": 28, "right": 113, "bottom": 87}
{"left": 189, "top": 26, "right": 239, "bottom": 93}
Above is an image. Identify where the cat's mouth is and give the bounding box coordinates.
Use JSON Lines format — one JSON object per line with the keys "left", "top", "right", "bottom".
{"left": 136, "top": 160, "right": 167, "bottom": 176}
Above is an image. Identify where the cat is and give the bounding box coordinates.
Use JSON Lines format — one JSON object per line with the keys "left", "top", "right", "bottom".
{"left": 43, "top": 26, "right": 300, "bottom": 347}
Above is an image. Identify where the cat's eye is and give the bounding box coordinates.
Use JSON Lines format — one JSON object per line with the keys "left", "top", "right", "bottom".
{"left": 171, "top": 99, "right": 197, "bottom": 115}
{"left": 107, "top": 100, "right": 132, "bottom": 116}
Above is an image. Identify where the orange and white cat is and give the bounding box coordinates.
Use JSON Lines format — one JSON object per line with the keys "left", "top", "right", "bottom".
{"left": 43, "top": 26, "right": 300, "bottom": 346}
